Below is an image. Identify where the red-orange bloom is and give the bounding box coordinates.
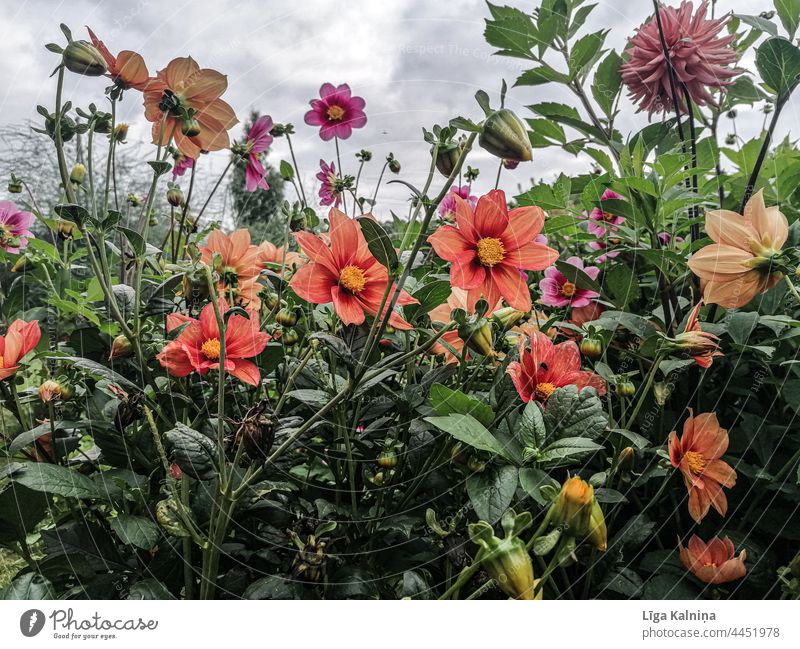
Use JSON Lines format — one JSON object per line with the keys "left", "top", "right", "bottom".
{"left": 0, "top": 319, "right": 41, "bottom": 381}
{"left": 679, "top": 535, "right": 747, "bottom": 584}
{"left": 290, "top": 208, "right": 418, "bottom": 330}
{"left": 259, "top": 240, "right": 305, "bottom": 275}
{"left": 428, "top": 190, "right": 558, "bottom": 312}
{"left": 87, "top": 28, "right": 149, "bottom": 90}
{"left": 200, "top": 229, "right": 264, "bottom": 307}
{"left": 669, "top": 412, "right": 736, "bottom": 523}
{"left": 142, "top": 57, "right": 238, "bottom": 158}
{"left": 506, "top": 331, "right": 606, "bottom": 403}
{"left": 157, "top": 299, "right": 269, "bottom": 386}
{"left": 674, "top": 301, "right": 722, "bottom": 368}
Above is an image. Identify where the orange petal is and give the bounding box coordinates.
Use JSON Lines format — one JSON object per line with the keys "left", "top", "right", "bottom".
{"left": 705, "top": 209, "right": 759, "bottom": 249}
{"left": 688, "top": 244, "right": 753, "bottom": 280}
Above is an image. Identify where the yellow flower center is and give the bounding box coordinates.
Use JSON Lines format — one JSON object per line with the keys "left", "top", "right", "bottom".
{"left": 561, "top": 281, "right": 577, "bottom": 297}
{"left": 201, "top": 338, "right": 221, "bottom": 361}
{"left": 339, "top": 265, "right": 367, "bottom": 294}
{"left": 0, "top": 354, "right": 5, "bottom": 367}
{"left": 326, "top": 105, "right": 346, "bottom": 121}
{"left": 476, "top": 237, "right": 505, "bottom": 267}
{"left": 685, "top": 450, "right": 707, "bottom": 474}
{"left": 535, "top": 382, "right": 557, "bottom": 400}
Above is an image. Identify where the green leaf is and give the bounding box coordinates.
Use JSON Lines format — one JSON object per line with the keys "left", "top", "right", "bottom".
{"left": 286, "top": 389, "right": 331, "bottom": 409}
{"left": 411, "top": 280, "right": 451, "bottom": 314}
{"left": 127, "top": 579, "right": 175, "bottom": 600}
{"left": 569, "top": 30, "right": 607, "bottom": 79}
{"left": 118, "top": 226, "right": 146, "bottom": 257}
{"left": 279, "top": 160, "right": 295, "bottom": 181}
{"left": 516, "top": 184, "right": 566, "bottom": 210}
{"left": 358, "top": 217, "right": 399, "bottom": 275}
{"left": 519, "top": 467, "right": 559, "bottom": 506}
{"left": 755, "top": 37, "right": 800, "bottom": 99}
{"left": 110, "top": 514, "right": 160, "bottom": 550}
{"left": 429, "top": 383, "right": 495, "bottom": 427}
{"left": 55, "top": 356, "right": 142, "bottom": 393}
{"left": 543, "top": 386, "right": 608, "bottom": 440}
{"left": 774, "top": 0, "right": 800, "bottom": 39}
{"left": 49, "top": 297, "right": 102, "bottom": 326}
{"left": 466, "top": 465, "right": 519, "bottom": 523}
{"left": 607, "top": 428, "right": 650, "bottom": 450}
{"left": 147, "top": 160, "right": 172, "bottom": 177}
{"left": 532, "top": 527, "right": 561, "bottom": 555}
{"left": 734, "top": 13, "right": 779, "bottom": 36}
{"left": 164, "top": 423, "right": 218, "bottom": 480}
{"left": 592, "top": 50, "right": 622, "bottom": 115}
{"left": 519, "top": 400, "right": 546, "bottom": 449}
{"left": 10, "top": 463, "right": 101, "bottom": 500}
{"left": 0, "top": 484, "right": 49, "bottom": 545}
{"left": 555, "top": 259, "right": 602, "bottom": 293}
{"left": 537, "top": 436, "right": 604, "bottom": 465}
{"left": 1, "top": 573, "right": 54, "bottom": 599}
{"left": 727, "top": 311, "right": 760, "bottom": 344}
{"left": 605, "top": 263, "right": 641, "bottom": 308}
{"left": 54, "top": 203, "right": 90, "bottom": 227}
{"left": 425, "top": 413, "right": 513, "bottom": 461}
{"left": 516, "top": 65, "right": 570, "bottom": 86}
{"left": 484, "top": 4, "right": 539, "bottom": 59}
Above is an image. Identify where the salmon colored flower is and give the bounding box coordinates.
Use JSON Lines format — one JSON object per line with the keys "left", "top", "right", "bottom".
{"left": 428, "top": 190, "right": 558, "bottom": 312}
{"left": 507, "top": 310, "right": 556, "bottom": 345}
{"left": 0, "top": 319, "right": 41, "bottom": 381}
{"left": 507, "top": 331, "right": 606, "bottom": 403}
{"left": 290, "top": 208, "right": 418, "bottom": 330}
{"left": 688, "top": 191, "right": 788, "bottom": 309}
{"left": 259, "top": 240, "right": 305, "bottom": 274}
{"left": 142, "top": 57, "right": 238, "bottom": 159}
{"left": 621, "top": 1, "right": 740, "bottom": 114}
{"left": 540, "top": 257, "right": 600, "bottom": 308}
{"left": 304, "top": 83, "right": 367, "bottom": 141}
{"left": 679, "top": 535, "right": 747, "bottom": 584}
{"left": 429, "top": 287, "right": 502, "bottom": 363}
{"left": 87, "top": 27, "right": 149, "bottom": 90}
{"left": 669, "top": 412, "right": 736, "bottom": 523}
{"left": 673, "top": 301, "right": 722, "bottom": 368}
{"left": 157, "top": 299, "right": 269, "bottom": 386}
{"left": 200, "top": 229, "right": 265, "bottom": 307}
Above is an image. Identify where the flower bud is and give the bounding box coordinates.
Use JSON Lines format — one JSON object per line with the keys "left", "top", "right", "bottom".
{"left": 275, "top": 308, "right": 298, "bottom": 327}
{"left": 388, "top": 156, "right": 401, "bottom": 174}
{"left": 169, "top": 463, "right": 183, "bottom": 479}
{"left": 433, "top": 142, "right": 462, "bottom": 177}
{"left": 503, "top": 159, "right": 520, "bottom": 170}
{"left": 109, "top": 335, "right": 133, "bottom": 360}
{"left": 479, "top": 109, "right": 532, "bottom": 162}
{"left": 127, "top": 193, "right": 142, "bottom": 207}
{"left": 54, "top": 218, "right": 76, "bottom": 239}
{"left": 579, "top": 336, "right": 603, "bottom": 359}
{"left": 457, "top": 317, "right": 494, "bottom": 357}
{"left": 616, "top": 380, "right": 636, "bottom": 398}
{"left": 492, "top": 306, "right": 526, "bottom": 330}
{"left": 469, "top": 512, "right": 538, "bottom": 600}
{"left": 653, "top": 381, "right": 672, "bottom": 406}
{"left": 617, "top": 446, "right": 635, "bottom": 472}
{"left": 587, "top": 499, "right": 608, "bottom": 551}
{"left": 113, "top": 123, "right": 129, "bottom": 142}
{"left": 377, "top": 449, "right": 398, "bottom": 469}
{"left": 63, "top": 40, "right": 107, "bottom": 76}
{"left": 181, "top": 117, "right": 201, "bottom": 137}
{"left": 38, "top": 379, "right": 70, "bottom": 403}
{"left": 282, "top": 328, "right": 299, "bottom": 345}
{"left": 550, "top": 476, "right": 594, "bottom": 538}
{"left": 7, "top": 176, "right": 23, "bottom": 194}
{"left": 166, "top": 185, "right": 184, "bottom": 207}
{"left": 11, "top": 256, "right": 29, "bottom": 272}
{"left": 69, "top": 163, "right": 86, "bottom": 185}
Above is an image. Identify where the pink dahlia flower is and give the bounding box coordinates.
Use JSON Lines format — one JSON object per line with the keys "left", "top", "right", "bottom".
{"left": 540, "top": 256, "right": 600, "bottom": 308}
{"left": 0, "top": 201, "right": 35, "bottom": 253}
{"left": 244, "top": 115, "right": 274, "bottom": 193}
{"left": 172, "top": 154, "right": 194, "bottom": 181}
{"left": 317, "top": 160, "right": 341, "bottom": 207}
{"left": 438, "top": 185, "right": 477, "bottom": 220}
{"left": 304, "top": 83, "right": 367, "bottom": 141}
{"left": 621, "top": 1, "right": 740, "bottom": 114}
{"left": 589, "top": 240, "right": 619, "bottom": 264}
{"left": 587, "top": 189, "right": 624, "bottom": 237}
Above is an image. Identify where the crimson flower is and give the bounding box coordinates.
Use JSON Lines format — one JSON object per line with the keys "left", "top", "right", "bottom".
{"left": 428, "top": 190, "right": 558, "bottom": 312}
{"left": 507, "top": 331, "right": 606, "bottom": 403}
{"left": 157, "top": 299, "right": 269, "bottom": 386}
{"left": 290, "top": 208, "right": 418, "bottom": 330}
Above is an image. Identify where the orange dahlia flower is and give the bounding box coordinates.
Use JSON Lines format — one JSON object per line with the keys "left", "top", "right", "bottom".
{"left": 688, "top": 191, "right": 788, "bottom": 309}
{"left": 506, "top": 331, "right": 606, "bottom": 403}
{"left": 0, "top": 319, "right": 41, "bottom": 381}
{"left": 157, "top": 299, "right": 269, "bottom": 386}
{"left": 673, "top": 301, "right": 722, "bottom": 368}
{"left": 428, "top": 189, "right": 558, "bottom": 312}
{"left": 679, "top": 535, "right": 747, "bottom": 584}
{"left": 200, "top": 229, "right": 265, "bottom": 307}
{"left": 669, "top": 412, "right": 736, "bottom": 523}
{"left": 87, "top": 28, "right": 149, "bottom": 90}
{"left": 429, "top": 287, "right": 503, "bottom": 363}
{"left": 142, "top": 57, "right": 238, "bottom": 158}
{"left": 259, "top": 241, "right": 305, "bottom": 274}
{"left": 290, "top": 208, "right": 418, "bottom": 330}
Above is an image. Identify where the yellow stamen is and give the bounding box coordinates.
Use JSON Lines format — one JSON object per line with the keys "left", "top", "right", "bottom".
{"left": 339, "top": 265, "right": 367, "bottom": 294}
{"left": 201, "top": 338, "right": 221, "bottom": 361}
{"left": 476, "top": 237, "right": 505, "bottom": 267}
{"left": 561, "top": 281, "right": 577, "bottom": 297}
{"left": 535, "top": 382, "right": 557, "bottom": 400}
{"left": 0, "top": 354, "right": 5, "bottom": 367}
{"left": 685, "top": 450, "right": 707, "bottom": 474}
{"left": 326, "top": 105, "right": 345, "bottom": 121}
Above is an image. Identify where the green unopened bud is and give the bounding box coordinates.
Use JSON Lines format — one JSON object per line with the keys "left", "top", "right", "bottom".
{"left": 69, "top": 163, "right": 86, "bottom": 185}
{"left": 587, "top": 499, "right": 608, "bottom": 552}
{"left": 11, "top": 256, "right": 29, "bottom": 272}
{"left": 579, "top": 336, "right": 603, "bottom": 359}
{"left": 388, "top": 156, "right": 401, "bottom": 174}
{"left": 617, "top": 446, "right": 635, "bottom": 472}
{"left": 469, "top": 512, "right": 538, "bottom": 600}
{"left": 377, "top": 449, "right": 398, "bottom": 469}
{"left": 114, "top": 123, "right": 129, "bottom": 142}
{"left": 54, "top": 218, "right": 76, "bottom": 239}
{"left": 616, "top": 380, "right": 636, "bottom": 398}
{"left": 479, "top": 109, "right": 532, "bottom": 162}
{"left": 109, "top": 335, "right": 133, "bottom": 360}
{"left": 181, "top": 117, "right": 201, "bottom": 137}
{"left": 63, "top": 40, "right": 107, "bottom": 76}
{"left": 433, "top": 142, "right": 462, "bottom": 177}
{"left": 492, "top": 307, "right": 526, "bottom": 330}
{"left": 458, "top": 317, "right": 494, "bottom": 357}
{"left": 276, "top": 308, "right": 297, "bottom": 327}
{"left": 282, "top": 328, "right": 299, "bottom": 345}
{"left": 127, "top": 193, "right": 142, "bottom": 207}
{"left": 7, "top": 176, "right": 23, "bottom": 194}
{"left": 653, "top": 381, "right": 672, "bottom": 406}
{"left": 166, "top": 185, "right": 184, "bottom": 207}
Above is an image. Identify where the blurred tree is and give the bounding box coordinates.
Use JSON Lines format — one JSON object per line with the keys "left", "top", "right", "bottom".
{"left": 229, "top": 110, "right": 286, "bottom": 244}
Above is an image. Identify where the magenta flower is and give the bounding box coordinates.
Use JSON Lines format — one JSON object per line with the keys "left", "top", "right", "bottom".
{"left": 658, "top": 231, "right": 685, "bottom": 246}
{"left": 317, "top": 159, "right": 341, "bottom": 207}
{"left": 0, "top": 201, "right": 35, "bottom": 253}
{"left": 438, "top": 185, "right": 477, "bottom": 220}
{"left": 587, "top": 189, "right": 624, "bottom": 237}
{"left": 172, "top": 155, "right": 194, "bottom": 181}
{"left": 621, "top": 1, "right": 740, "bottom": 114}
{"left": 540, "top": 256, "right": 600, "bottom": 308}
{"left": 304, "top": 83, "right": 367, "bottom": 141}
{"left": 589, "top": 240, "right": 619, "bottom": 264}
{"left": 244, "top": 115, "right": 274, "bottom": 193}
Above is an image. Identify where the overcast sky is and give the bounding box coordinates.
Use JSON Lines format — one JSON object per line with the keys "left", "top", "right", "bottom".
{"left": 1, "top": 0, "right": 798, "bottom": 220}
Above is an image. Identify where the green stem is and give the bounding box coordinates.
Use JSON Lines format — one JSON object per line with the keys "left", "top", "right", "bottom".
{"left": 623, "top": 352, "right": 665, "bottom": 431}
{"left": 285, "top": 132, "right": 307, "bottom": 206}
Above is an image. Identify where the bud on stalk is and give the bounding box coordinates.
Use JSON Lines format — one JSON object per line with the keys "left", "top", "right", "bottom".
{"left": 457, "top": 317, "right": 494, "bottom": 358}
{"left": 109, "top": 335, "right": 134, "bottom": 360}
{"left": 62, "top": 40, "right": 107, "bottom": 76}
{"left": 479, "top": 109, "right": 532, "bottom": 162}
{"left": 579, "top": 336, "right": 603, "bottom": 359}
{"left": 69, "top": 163, "right": 86, "bottom": 185}
{"left": 38, "top": 379, "right": 71, "bottom": 403}
{"left": 433, "top": 142, "right": 462, "bottom": 177}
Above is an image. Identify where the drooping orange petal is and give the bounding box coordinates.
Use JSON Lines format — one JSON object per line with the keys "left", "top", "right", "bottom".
{"left": 331, "top": 286, "right": 366, "bottom": 326}
{"left": 688, "top": 244, "right": 753, "bottom": 279}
